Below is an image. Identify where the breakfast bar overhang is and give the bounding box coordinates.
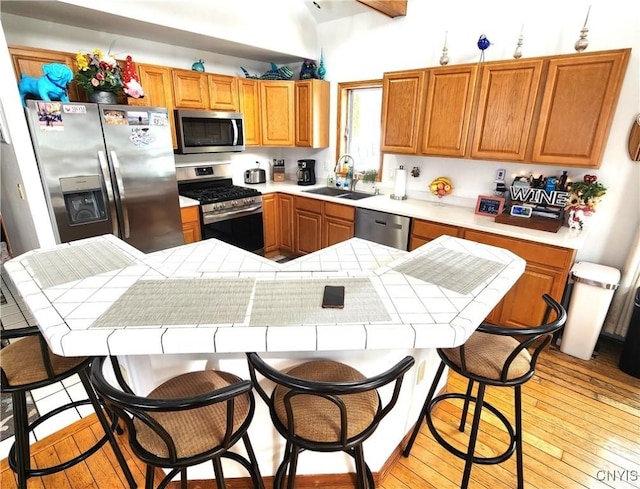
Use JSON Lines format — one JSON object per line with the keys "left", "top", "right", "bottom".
{"left": 3, "top": 234, "right": 525, "bottom": 482}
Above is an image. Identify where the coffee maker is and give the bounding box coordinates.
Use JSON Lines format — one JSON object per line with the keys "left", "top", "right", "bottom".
{"left": 297, "top": 159, "right": 316, "bottom": 186}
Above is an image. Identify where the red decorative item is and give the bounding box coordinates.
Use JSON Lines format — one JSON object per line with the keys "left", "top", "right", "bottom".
{"left": 123, "top": 55, "right": 139, "bottom": 84}
{"left": 122, "top": 55, "right": 144, "bottom": 99}
{"left": 584, "top": 174, "right": 597, "bottom": 184}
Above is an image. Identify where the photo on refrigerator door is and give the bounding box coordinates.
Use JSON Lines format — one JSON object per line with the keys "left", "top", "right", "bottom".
{"left": 36, "top": 102, "right": 63, "bottom": 131}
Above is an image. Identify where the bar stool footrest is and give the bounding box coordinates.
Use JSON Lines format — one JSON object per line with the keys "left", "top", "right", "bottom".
{"left": 426, "top": 392, "right": 517, "bottom": 466}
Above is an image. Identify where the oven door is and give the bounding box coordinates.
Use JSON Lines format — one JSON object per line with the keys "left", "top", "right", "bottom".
{"left": 201, "top": 206, "right": 264, "bottom": 254}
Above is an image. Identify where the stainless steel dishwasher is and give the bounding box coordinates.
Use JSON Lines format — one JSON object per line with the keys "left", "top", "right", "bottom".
{"left": 354, "top": 208, "right": 411, "bottom": 251}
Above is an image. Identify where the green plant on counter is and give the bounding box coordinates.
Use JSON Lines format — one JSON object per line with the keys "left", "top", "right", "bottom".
{"left": 362, "top": 169, "right": 378, "bottom": 183}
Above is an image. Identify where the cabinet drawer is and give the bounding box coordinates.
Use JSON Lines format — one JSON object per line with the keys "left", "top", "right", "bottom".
{"left": 412, "top": 219, "right": 461, "bottom": 240}
{"left": 463, "top": 230, "right": 574, "bottom": 269}
{"left": 181, "top": 205, "right": 200, "bottom": 224}
{"left": 324, "top": 202, "right": 355, "bottom": 221}
{"left": 295, "top": 196, "right": 323, "bottom": 213}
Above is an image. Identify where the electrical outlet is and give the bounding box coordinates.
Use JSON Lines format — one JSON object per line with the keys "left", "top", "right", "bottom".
{"left": 416, "top": 360, "right": 425, "bottom": 384}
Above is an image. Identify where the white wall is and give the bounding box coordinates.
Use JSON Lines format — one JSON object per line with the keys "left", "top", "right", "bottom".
{"left": 318, "top": 0, "right": 640, "bottom": 270}
{"left": 1, "top": 0, "right": 638, "bottom": 270}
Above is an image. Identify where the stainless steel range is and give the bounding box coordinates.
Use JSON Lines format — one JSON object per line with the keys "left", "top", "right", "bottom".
{"left": 176, "top": 163, "right": 264, "bottom": 253}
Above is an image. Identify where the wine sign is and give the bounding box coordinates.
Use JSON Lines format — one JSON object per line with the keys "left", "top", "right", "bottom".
{"left": 509, "top": 187, "right": 569, "bottom": 207}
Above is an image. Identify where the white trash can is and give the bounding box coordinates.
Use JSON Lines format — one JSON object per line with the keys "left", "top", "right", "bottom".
{"left": 560, "top": 262, "right": 620, "bottom": 360}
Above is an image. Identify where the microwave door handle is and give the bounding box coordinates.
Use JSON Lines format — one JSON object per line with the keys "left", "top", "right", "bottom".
{"left": 97, "top": 150, "right": 120, "bottom": 236}
{"left": 231, "top": 119, "right": 238, "bottom": 145}
{"left": 110, "top": 150, "right": 131, "bottom": 239}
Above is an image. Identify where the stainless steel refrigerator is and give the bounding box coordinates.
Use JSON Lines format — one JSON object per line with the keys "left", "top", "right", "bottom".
{"left": 24, "top": 100, "right": 184, "bottom": 253}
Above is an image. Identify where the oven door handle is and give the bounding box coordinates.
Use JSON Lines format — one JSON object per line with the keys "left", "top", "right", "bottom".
{"left": 202, "top": 205, "right": 262, "bottom": 224}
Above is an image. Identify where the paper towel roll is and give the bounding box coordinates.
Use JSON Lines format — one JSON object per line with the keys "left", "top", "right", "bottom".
{"left": 393, "top": 166, "right": 407, "bottom": 199}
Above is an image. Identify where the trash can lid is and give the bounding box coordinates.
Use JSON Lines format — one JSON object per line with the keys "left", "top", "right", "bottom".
{"left": 570, "top": 262, "right": 620, "bottom": 289}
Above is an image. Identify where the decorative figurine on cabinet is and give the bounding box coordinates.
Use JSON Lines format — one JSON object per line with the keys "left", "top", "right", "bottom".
{"left": 299, "top": 59, "right": 318, "bottom": 80}
{"left": 191, "top": 59, "right": 205, "bottom": 72}
{"left": 18, "top": 63, "right": 74, "bottom": 107}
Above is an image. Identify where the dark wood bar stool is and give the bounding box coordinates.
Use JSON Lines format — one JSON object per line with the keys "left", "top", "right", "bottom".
{"left": 246, "top": 352, "right": 415, "bottom": 489}
{"left": 403, "top": 294, "right": 566, "bottom": 489}
{"left": 0, "top": 326, "right": 137, "bottom": 489}
{"left": 90, "top": 355, "right": 264, "bottom": 489}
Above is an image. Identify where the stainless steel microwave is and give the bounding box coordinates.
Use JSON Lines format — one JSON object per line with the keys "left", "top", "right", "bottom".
{"left": 174, "top": 109, "right": 245, "bottom": 154}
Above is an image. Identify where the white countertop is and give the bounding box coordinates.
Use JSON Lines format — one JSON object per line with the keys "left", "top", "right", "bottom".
{"left": 3, "top": 233, "right": 524, "bottom": 357}
{"left": 249, "top": 181, "right": 586, "bottom": 250}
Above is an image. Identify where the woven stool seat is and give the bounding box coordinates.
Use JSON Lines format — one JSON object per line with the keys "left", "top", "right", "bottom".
{"left": 274, "top": 360, "right": 379, "bottom": 443}
{"left": 247, "top": 353, "right": 414, "bottom": 489}
{"left": 91, "top": 356, "right": 264, "bottom": 489}
{"left": 0, "top": 327, "right": 136, "bottom": 489}
{"left": 135, "top": 370, "right": 251, "bottom": 460}
{"left": 403, "top": 294, "right": 566, "bottom": 489}
{"left": 441, "top": 332, "right": 532, "bottom": 381}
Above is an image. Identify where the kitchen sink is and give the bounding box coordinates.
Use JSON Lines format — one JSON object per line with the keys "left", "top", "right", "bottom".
{"left": 303, "top": 187, "right": 374, "bottom": 200}
{"left": 303, "top": 187, "right": 349, "bottom": 197}
{"left": 338, "top": 191, "right": 374, "bottom": 200}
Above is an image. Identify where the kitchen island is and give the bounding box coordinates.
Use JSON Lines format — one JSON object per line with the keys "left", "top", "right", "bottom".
{"left": 3, "top": 234, "right": 525, "bottom": 482}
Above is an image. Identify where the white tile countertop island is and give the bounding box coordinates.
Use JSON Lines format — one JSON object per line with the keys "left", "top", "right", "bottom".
{"left": 3, "top": 233, "right": 524, "bottom": 357}
{"left": 3, "top": 234, "right": 525, "bottom": 482}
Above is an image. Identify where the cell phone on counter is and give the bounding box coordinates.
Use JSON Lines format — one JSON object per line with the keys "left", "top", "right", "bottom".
{"left": 322, "top": 285, "right": 345, "bottom": 309}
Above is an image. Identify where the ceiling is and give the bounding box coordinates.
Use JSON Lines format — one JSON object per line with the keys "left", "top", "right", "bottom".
{"left": 1, "top": 0, "right": 373, "bottom": 63}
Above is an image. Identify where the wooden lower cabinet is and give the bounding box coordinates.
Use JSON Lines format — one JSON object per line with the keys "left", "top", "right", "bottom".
{"left": 323, "top": 202, "right": 355, "bottom": 248}
{"left": 278, "top": 194, "right": 295, "bottom": 254}
{"left": 462, "top": 229, "right": 575, "bottom": 327}
{"left": 409, "top": 218, "right": 462, "bottom": 250}
{"left": 180, "top": 205, "right": 201, "bottom": 244}
{"left": 262, "top": 194, "right": 279, "bottom": 254}
{"left": 294, "top": 196, "right": 323, "bottom": 255}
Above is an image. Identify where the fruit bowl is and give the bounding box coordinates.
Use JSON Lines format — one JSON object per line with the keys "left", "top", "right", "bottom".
{"left": 429, "top": 176, "right": 453, "bottom": 204}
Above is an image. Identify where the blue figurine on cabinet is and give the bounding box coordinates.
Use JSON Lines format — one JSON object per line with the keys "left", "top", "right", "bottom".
{"left": 18, "top": 63, "right": 74, "bottom": 107}
{"left": 192, "top": 59, "right": 205, "bottom": 72}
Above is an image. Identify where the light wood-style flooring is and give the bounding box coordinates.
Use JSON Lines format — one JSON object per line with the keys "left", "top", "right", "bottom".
{"left": 1, "top": 340, "right": 638, "bottom": 489}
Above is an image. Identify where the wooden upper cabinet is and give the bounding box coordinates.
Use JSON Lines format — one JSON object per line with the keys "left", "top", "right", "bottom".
{"left": 295, "top": 79, "right": 329, "bottom": 148}
{"left": 420, "top": 64, "right": 478, "bottom": 157}
{"left": 238, "top": 78, "right": 262, "bottom": 146}
{"left": 470, "top": 59, "right": 544, "bottom": 161}
{"left": 260, "top": 81, "right": 295, "bottom": 147}
{"left": 9, "top": 45, "right": 84, "bottom": 102}
{"left": 137, "top": 64, "right": 177, "bottom": 148}
{"left": 381, "top": 69, "right": 426, "bottom": 154}
{"left": 207, "top": 73, "right": 239, "bottom": 111}
{"left": 172, "top": 69, "right": 208, "bottom": 109}
{"left": 531, "top": 49, "right": 631, "bottom": 168}
{"left": 356, "top": 0, "right": 407, "bottom": 18}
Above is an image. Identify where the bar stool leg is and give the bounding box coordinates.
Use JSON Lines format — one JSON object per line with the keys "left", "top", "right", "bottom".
{"left": 79, "top": 369, "right": 137, "bottom": 488}
{"left": 212, "top": 457, "right": 226, "bottom": 489}
{"left": 241, "top": 433, "right": 265, "bottom": 489}
{"left": 10, "top": 391, "right": 29, "bottom": 489}
{"left": 286, "top": 445, "right": 300, "bottom": 489}
{"left": 353, "top": 444, "right": 367, "bottom": 489}
{"left": 403, "top": 361, "right": 446, "bottom": 457}
{"left": 458, "top": 380, "right": 475, "bottom": 432}
{"left": 461, "top": 383, "right": 486, "bottom": 489}
{"left": 515, "top": 385, "right": 524, "bottom": 489}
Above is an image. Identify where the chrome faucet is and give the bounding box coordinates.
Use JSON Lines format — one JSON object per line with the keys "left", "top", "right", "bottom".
{"left": 350, "top": 172, "right": 360, "bottom": 191}
{"left": 335, "top": 154, "right": 355, "bottom": 174}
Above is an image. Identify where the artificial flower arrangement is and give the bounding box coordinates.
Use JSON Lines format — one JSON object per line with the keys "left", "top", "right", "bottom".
{"left": 566, "top": 174, "right": 607, "bottom": 214}
{"left": 75, "top": 49, "right": 124, "bottom": 94}
{"left": 565, "top": 174, "right": 607, "bottom": 230}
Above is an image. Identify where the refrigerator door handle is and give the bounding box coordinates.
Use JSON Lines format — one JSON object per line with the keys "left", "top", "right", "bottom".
{"left": 110, "top": 150, "right": 131, "bottom": 239}
{"left": 97, "top": 150, "right": 120, "bottom": 237}
{"left": 231, "top": 119, "right": 238, "bottom": 145}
